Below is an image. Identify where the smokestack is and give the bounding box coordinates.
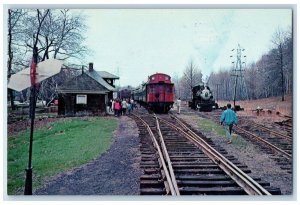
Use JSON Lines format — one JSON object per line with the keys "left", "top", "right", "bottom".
{"left": 89, "top": 63, "right": 93, "bottom": 72}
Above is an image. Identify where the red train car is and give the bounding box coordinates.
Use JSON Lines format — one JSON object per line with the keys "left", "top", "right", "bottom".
{"left": 132, "top": 73, "right": 174, "bottom": 113}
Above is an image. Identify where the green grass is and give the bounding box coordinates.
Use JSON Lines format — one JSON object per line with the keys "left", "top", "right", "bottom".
{"left": 7, "top": 117, "right": 117, "bottom": 195}
{"left": 198, "top": 118, "right": 246, "bottom": 146}
{"left": 198, "top": 117, "right": 225, "bottom": 136}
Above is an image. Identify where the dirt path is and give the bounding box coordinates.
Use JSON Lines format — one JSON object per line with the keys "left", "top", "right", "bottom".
{"left": 34, "top": 116, "right": 142, "bottom": 195}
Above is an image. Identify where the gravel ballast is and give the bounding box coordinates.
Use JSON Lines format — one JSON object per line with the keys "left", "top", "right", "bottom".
{"left": 177, "top": 113, "right": 293, "bottom": 195}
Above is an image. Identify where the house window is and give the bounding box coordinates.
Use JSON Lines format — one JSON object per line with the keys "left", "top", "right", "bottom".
{"left": 76, "top": 95, "right": 87, "bottom": 104}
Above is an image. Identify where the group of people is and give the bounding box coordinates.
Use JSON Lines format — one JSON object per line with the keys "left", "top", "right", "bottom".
{"left": 108, "top": 98, "right": 136, "bottom": 117}
{"left": 108, "top": 97, "right": 237, "bottom": 144}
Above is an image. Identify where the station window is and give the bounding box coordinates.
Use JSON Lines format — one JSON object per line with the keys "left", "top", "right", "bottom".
{"left": 76, "top": 95, "right": 87, "bottom": 104}
{"left": 151, "top": 76, "right": 155, "bottom": 80}
{"left": 165, "top": 76, "right": 169, "bottom": 80}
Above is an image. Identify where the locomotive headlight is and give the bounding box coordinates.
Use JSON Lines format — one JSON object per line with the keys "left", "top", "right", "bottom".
{"left": 200, "top": 89, "right": 211, "bottom": 100}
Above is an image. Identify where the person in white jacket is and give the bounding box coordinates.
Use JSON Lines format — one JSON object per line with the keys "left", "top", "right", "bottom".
{"left": 121, "top": 99, "right": 128, "bottom": 115}
{"left": 111, "top": 99, "right": 115, "bottom": 114}
{"left": 176, "top": 98, "right": 181, "bottom": 114}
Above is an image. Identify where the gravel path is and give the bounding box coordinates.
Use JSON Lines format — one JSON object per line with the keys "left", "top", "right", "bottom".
{"left": 34, "top": 116, "right": 142, "bottom": 195}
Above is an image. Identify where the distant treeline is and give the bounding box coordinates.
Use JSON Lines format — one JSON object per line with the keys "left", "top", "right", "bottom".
{"left": 208, "top": 28, "right": 292, "bottom": 101}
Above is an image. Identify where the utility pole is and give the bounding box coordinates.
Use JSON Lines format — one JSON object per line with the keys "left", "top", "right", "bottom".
{"left": 230, "top": 44, "right": 248, "bottom": 108}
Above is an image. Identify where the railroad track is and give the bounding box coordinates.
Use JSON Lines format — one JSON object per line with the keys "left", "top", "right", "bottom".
{"left": 131, "top": 110, "right": 280, "bottom": 195}
{"left": 196, "top": 110, "right": 293, "bottom": 173}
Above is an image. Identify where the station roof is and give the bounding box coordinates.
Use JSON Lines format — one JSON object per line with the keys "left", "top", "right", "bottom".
{"left": 58, "top": 72, "right": 115, "bottom": 94}
{"left": 86, "top": 70, "right": 117, "bottom": 91}
{"left": 97, "top": 71, "right": 119, "bottom": 79}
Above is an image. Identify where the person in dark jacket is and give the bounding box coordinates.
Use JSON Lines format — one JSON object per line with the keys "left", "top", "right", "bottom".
{"left": 220, "top": 103, "right": 238, "bottom": 144}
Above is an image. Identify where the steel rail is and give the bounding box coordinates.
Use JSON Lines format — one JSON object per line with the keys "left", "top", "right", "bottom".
{"left": 250, "top": 122, "right": 292, "bottom": 141}
{"left": 172, "top": 116, "right": 273, "bottom": 196}
{"left": 234, "top": 126, "right": 292, "bottom": 160}
{"left": 200, "top": 112, "right": 292, "bottom": 160}
{"left": 153, "top": 114, "right": 180, "bottom": 195}
{"left": 158, "top": 115, "right": 271, "bottom": 195}
{"left": 132, "top": 113, "right": 177, "bottom": 195}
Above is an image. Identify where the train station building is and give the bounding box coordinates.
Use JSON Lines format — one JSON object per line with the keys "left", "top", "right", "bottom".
{"left": 57, "top": 63, "right": 119, "bottom": 115}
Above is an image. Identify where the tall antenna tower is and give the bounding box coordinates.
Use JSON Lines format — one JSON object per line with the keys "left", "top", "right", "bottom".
{"left": 230, "top": 44, "right": 249, "bottom": 108}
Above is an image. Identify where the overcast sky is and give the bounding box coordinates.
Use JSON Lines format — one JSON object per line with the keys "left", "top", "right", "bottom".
{"left": 81, "top": 9, "right": 292, "bottom": 87}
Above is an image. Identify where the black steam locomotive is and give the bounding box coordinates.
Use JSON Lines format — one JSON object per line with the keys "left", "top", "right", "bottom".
{"left": 189, "top": 84, "right": 217, "bottom": 112}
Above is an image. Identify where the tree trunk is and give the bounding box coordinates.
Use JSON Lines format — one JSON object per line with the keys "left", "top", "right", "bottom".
{"left": 280, "top": 45, "right": 285, "bottom": 101}
{"left": 8, "top": 9, "right": 15, "bottom": 110}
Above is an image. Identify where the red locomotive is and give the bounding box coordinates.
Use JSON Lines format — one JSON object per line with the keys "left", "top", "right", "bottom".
{"left": 132, "top": 73, "right": 174, "bottom": 113}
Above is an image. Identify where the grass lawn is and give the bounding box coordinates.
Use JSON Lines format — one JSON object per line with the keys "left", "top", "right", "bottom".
{"left": 198, "top": 117, "right": 225, "bottom": 136}
{"left": 7, "top": 117, "right": 117, "bottom": 195}
{"left": 198, "top": 117, "right": 246, "bottom": 146}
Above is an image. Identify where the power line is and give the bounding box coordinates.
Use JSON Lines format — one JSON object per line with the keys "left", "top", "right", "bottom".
{"left": 230, "top": 44, "right": 249, "bottom": 108}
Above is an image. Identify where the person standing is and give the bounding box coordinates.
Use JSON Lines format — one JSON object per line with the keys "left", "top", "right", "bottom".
{"left": 220, "top": 103, "right": 238, "bottom": 144}
{"left": 176, "top": 98, "right": 181, "bottom": 114}
{"left": 130, "top": 98, "right": 134, "bottom": 110}
{"left": 121, "top": 99, "right": 127, "bottom": 115}
{"left": 114, "top": 99, "right": 121, "bottom": 117}
{"left": 127, "top": 100, "right": 132, "bottom": 115}
{"left": 113, "top": 99, "right": 117, "bottom": 116}
{"left": 109, "top": 99, "right": 113, "bottom": 112}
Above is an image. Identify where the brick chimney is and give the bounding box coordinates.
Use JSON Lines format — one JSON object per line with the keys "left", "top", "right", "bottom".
{"left": 88, "top": 62, "right": 93, "bottom": 72}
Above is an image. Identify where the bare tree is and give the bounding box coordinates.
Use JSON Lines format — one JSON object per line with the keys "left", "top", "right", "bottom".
{"left": 53, "top": 9, "right": 88, "bottom": 60}
{"left": 8, "top": 9, "right": 89, "bottom": 104}
{"left": 282, "top": 29, "right": 293, "bottom": 95}
{"left": 10, "top": 9, "right": 88, "bottom": 71}
{"left": 172, "top": 73, "right": 181, "bottom": 99}
{"left": 182, "top": 60, "right": 203, "bottom": 99}
{"left": 210, "top": 70, "right": 233, "bottom": 101}
{"left": 207, "top": 27, "right": 292, "bottom": 102}
{"left": 271, "top": 27, "right": 288, "bottom": 101}
{"left": 7, "top": 9, "right": 27, "bottom": 109}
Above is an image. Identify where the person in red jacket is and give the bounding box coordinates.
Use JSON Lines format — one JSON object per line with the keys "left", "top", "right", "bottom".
{"left": 114, "top": 99, "right": 121, "bottom": 117}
